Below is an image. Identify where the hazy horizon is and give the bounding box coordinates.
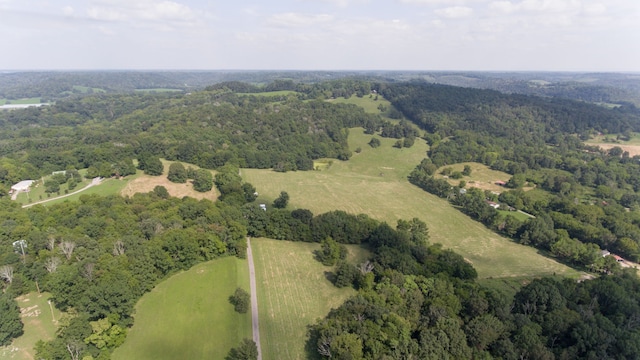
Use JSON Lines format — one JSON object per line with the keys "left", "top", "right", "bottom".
{"left": 1, "top": 0, "right": 639, "bottom": 72}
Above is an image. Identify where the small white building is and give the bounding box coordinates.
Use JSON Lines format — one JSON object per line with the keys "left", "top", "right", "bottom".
{"left": 10, "top": 180, "right": 35, "bottom": 194}
{"left": 259, "top": 204, "right": 267, "bottom": 211}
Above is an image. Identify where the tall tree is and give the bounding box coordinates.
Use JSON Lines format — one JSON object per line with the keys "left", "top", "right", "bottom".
{"left": 167, "top": 162, "right": 187, "bottom": 183}
{"left": 273, "top": 191, "right": 289, "bottom": 209}
{"left": 0, "top": 293, "right": 24, "bottom": 346}
{"left": 193, "top": 169, "right": 213, "bottom": 192}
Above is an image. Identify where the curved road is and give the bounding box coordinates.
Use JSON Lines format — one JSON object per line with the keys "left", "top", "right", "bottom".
{"left": 246, "top": 237, "right": 262, "bottom": 360}
{"left": 21, "top": 177, "right": 102, "bottom": 208}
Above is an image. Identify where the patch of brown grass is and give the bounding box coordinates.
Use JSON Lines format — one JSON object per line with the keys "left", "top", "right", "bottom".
{"left": 120, "top": 159, "right": 219, "bottom": 200}
{"left": 591, "top": 143, "right": 640, "bottom": 157}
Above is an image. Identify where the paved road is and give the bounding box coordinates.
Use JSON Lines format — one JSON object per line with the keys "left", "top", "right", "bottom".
{"left": 22, "top": 177, "right": 102, "bottom": 208}
{"left": 246, "top": 237, "right": 262, "bottom": 360}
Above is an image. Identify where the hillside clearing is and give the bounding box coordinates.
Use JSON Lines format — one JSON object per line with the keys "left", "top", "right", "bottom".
{"left": 242, "top": 128, "right": 581, "bottom": 279}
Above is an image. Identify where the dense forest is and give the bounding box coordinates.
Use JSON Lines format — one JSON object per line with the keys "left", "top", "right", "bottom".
{"left": 1, "top": 76, "right": 640, "bottom": 359}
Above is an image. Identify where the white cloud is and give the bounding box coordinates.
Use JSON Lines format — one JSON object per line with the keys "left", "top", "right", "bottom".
{"left": 62, "top": 6, "right": 74, "bottom": 16}
{"left": 86, "top": 0, "right": 201, "bottom": 29}
{"left": 489, "top": 1, "right": 516, "bottom": 13}
{"left": 435, "top": 6, "right": 473, "bottom": 18}
{"left": 398, "top": 0, "right": 473, "bottom": 5}
{"left": 303, "top": 0, "right": 370, "bottom": 7}
{"left": 267, "top": 12, "right": 334, "bottom": 28}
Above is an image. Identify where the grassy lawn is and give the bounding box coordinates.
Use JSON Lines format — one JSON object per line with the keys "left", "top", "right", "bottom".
{"left": 498, "top": 210, "right": 532, "bottom": 221}
{"left": 112, "top": 257, "right": 251, "bottom": 360}
{"left": 251, "top": 238, "right": 366, "bottom": 360}
{"left": 16, "top": 170, "right": 91, "bottom": 205}
{"left": 0, "top": 292, "right": 61, "bottom": 360}
{"left": 242, "top": 128, "right": 582, "bottom": 279}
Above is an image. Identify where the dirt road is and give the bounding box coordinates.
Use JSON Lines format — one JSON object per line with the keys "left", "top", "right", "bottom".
{"left": 246, "top": 237, "right": 262, "bottom": 360}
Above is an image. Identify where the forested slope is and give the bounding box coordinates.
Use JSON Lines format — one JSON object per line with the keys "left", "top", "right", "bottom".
{"left": 383, "top": 82, "right": 640, "bottom": 268}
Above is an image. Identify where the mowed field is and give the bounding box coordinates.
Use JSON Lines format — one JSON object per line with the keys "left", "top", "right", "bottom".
{"left": 243, "top": 128, "right": 581, "bottom": 279}
{"left": 251, "top": 238, "right": 366, "bottom": 360}
{"left": 112, "top": 257, "right": 251, "bottom": 360}
{"left": 120, "top": 160, "right": 219, "bottom": 201}
{"left": 0, "top": 292, "right": 61, "bottom": 360}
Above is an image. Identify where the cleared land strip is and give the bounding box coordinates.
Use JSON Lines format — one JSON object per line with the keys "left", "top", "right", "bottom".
{"left": 246, "top": 237, "right": 262, "bottom": 360}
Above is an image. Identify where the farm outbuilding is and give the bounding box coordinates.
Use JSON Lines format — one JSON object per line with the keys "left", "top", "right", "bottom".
{"left": 10, "top": 180, "right": 35, "bottom": 194}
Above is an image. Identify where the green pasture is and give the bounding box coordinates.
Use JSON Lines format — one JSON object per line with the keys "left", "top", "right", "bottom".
{"left": 0, "top": 292, "right": 61, "bottom": 360}
{"left": 112, "top": 257, "right": 251, "bottom": 360}
{"left": 327, "top": 94, "right": 392, "bottom": 114}
{"left": 242, "top": 128, "right": 581, "bottom": 279}
{"left": 251, "top": 238, "right": 365, "bottom": 360}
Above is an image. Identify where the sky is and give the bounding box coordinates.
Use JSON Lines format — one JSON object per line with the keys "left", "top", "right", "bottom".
{"left": 0, "top": 0, "right": 639, "bottom": 71}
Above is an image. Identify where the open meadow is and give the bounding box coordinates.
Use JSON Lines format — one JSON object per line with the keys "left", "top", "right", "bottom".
{"left": 251, "top": 238, "right": 367, "bottom": 360}
{"left": 0, "top": 292, "right": 61, "bottom": 360}
{"left": 243, "top": 128, "right": 582, "bottom": 279}
{"left": 112, "top": 257, "right": 251, "bottom": 360}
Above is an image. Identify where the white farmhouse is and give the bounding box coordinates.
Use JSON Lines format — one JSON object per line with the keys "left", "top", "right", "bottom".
{"left": 10, "top": 180, "right": 35, "bottom": 194}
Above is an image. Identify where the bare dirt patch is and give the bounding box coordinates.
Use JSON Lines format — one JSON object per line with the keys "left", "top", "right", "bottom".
{"left": 120, "top": 175, "right": 218, "bottom": 201}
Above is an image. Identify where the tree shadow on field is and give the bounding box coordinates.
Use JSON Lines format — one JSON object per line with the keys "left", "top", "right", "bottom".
{"left": 304, "top": 324, "right": 323, "bottom": 360}
{"left": 323, "top": 270, "right": 336, "bottom": 284}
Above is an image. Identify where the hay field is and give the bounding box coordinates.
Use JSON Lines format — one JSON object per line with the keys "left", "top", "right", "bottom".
{"left": 242, "top": 128, "right": 581, "bottom": 279}
{"left": 251, "top": 239, "right": 365, "bottom": 360}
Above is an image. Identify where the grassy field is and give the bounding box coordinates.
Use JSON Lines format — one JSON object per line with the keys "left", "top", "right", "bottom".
{"left": 251, "top": 239, "right": 366, "bottom": 360}
{"left": 327, "top": 94, "right": 392, "bottom": 114}
{"left": 0, "top": 292, "right": 62, "bottom": 360}
{"left": 112, "top": 257, "right": 251, "bottom": 360}
{"left": 242, "top": 128, "right": 582, "bottom": 279}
